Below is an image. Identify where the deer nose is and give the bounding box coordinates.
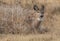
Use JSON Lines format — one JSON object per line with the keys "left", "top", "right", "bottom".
{"left": 40, "top": 14, "right": 44, "bottom": 18}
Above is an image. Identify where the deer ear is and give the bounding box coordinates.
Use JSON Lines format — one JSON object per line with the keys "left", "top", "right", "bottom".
{"left": 33, "top": 5, "right": 39, "bottom": 11}
{"left": 40, "top": 5, "right": 45, "bottom": 14}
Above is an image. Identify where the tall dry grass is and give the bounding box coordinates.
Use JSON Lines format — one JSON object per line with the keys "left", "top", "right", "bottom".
{"left": 0, "top": 0, "right": 60, "bottom": 34}
{"left": 0, "top": 0, "right": 60, "bottom": 41}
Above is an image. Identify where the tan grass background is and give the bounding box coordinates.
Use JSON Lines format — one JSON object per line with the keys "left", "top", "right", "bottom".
{"left": 0, "top": 0, "right": 60, "bottom": 41}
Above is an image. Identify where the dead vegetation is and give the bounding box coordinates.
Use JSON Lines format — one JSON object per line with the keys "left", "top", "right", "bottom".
{"left": 0, "top": 0, "right": 60, "bottom": 41}
{"left": 0, "top": 0, "right": 60, "bottom": 35}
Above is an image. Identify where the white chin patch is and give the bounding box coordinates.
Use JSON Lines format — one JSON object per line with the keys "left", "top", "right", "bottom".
{"left": 37, "top": 18, "right": 40, "bottom": 21}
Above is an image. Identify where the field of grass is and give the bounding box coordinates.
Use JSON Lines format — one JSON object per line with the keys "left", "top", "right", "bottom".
{"left": 0, "top": 0, "right": 60, "bottom": 41}
{"left": 0, "top": 33, "right": 60, "bottom": 41}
